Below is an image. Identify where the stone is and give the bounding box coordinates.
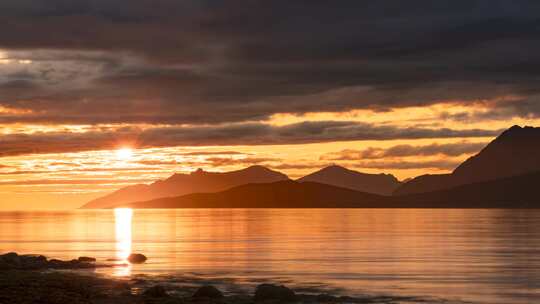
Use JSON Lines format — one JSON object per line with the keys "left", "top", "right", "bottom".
{"left": 192, "top": 285, "right": 224, "bottom": 299}
{"left": 128, "top": 253, "right": 147, "bottom": 264}
{"left": 19, "top": 255, "right": 48, "bottom": 269}
{"left": 78, "top": 256, "right": 96, "bottom": 263}
{"left": 143, "top": 285, "right": 168, "bottom": 298}
{"left": 254, "top": 284, "right": 297, "bottom": 302}
{"left": 1, "top": 252, "right": 20, "bottom": 266}
{"left": 316, "top": 294, "right": 339, "bottom": 302}
{"left": 46, "top": 258, "right": 96, "bottom": 269}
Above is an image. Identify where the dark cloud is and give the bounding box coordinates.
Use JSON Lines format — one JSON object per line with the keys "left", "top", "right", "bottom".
{"left": 0, "top": 122, "right": 501, "bottom": 157}
{"left": 321, "top": 142, "right": 487, "bottom": 160}
{"left": 0, "top": 1, "right": 539, "bottom": 125}
{"left": 348, "top": 160, "right": 461, "bottom": 170}
{"left": 440, "top": 95, "right": 540, "bottom": 122}
{"left": 268, "top": 159, "right": 460, "bottom": 171}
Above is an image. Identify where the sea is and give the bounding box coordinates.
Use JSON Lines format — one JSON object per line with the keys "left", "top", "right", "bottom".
{"left": 1, "top": 209, "right": 539, "bottom": 303}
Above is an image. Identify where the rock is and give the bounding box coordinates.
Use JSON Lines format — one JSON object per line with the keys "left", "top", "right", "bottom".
{"left": 254, "top": 284, "right": 297, "bottom": 302}
{"left": 316, "top": 294, "right": 339, "bottom": 302}
{"left": 47, "top": 258, "right": 96, "bottom": 269}
{"left": 192, "top": 285, "right": 224, "bottom": 299}
{"left": 128, "top": 253, "right": 147, "bottom": 264}
{"left": 47, "top": 258, "right": 66, "bottom": 268}
{"left": 1, "top": 252, "right": 20, "bottom": 266}
{"left": 0, "top": 259, "right": 12, "bottom": 270}
{"left": 78, "top": 256, "right": 96, "bottom": 263}
{"left": 143, "top": 285, "right": 168, "bottom": 298}
{"left": 19, "top": 255, "right": 48, "bottom": 269}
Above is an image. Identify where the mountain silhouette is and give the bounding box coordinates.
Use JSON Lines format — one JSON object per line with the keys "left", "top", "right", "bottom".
{"left": 401, "top": 170, "right": 540, "bottom": 208}
{"left": 298, "top": 165, "right": 401, "bottom": 195}
{"left": 110, "top": 170, "right": 540, "bottom": 209}
{"left": 81, "top": 165, "right": 289, "bottom": 208}
{"left": 108, "top": 180, "right": 387, "bottom": 209}
{"left": 394, "top": 125, "right": 540, "bottom": 195}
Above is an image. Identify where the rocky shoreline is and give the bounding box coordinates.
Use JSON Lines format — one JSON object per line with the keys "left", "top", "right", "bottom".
{"left": 0, "top": 252, "right": 125, "bottom": 271}
{"left": 0, "top": 252, "right": 429, "bottom": 304}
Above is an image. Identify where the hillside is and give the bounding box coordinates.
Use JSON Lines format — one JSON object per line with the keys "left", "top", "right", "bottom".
{"left": 111, "top": 180, "right": 388, "bottom": 209}
{"left": 81, "top": 165, "right": 289, "bottom": 208}
{"left": 298, "top": 165, "right": 401, "bottom": 195}
{"left": 106, "top": 170, "right": 540, "bottom": 209}
{"left": 394, "top": 125, "right": 540, "bottom": 195}
{"left": 401, "top": 170, "right": 540, "bottom": 208}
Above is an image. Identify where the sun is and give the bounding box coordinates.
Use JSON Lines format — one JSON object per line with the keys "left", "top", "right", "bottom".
{"left": 116, "top": 148, "right": 134, "bottom": 160}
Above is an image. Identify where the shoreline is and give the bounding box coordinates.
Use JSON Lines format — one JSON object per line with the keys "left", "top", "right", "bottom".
{"left": 0, "top": 252, "right": 437, "bottom": 304}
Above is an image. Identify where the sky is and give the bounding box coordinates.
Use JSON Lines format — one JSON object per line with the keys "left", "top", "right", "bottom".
{"left": 1, "top": 0, "right": 540, "bottom": 209}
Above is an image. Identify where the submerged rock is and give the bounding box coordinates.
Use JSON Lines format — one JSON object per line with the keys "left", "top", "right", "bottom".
{"left": 128, "top": 253, "right": 147, "bottom": 264}
{"left": 192, "top": 285, "right": 224, "bottom": 299}
{"left": 254, "top": 284, "right": 297, "bottom": 302}
{"left": 143, "top": 285, "right": 168, "bottom": 298}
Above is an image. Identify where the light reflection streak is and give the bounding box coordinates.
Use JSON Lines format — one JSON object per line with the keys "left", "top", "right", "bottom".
{"left": 114, "top": 208, "right": 133, "bottom": 276}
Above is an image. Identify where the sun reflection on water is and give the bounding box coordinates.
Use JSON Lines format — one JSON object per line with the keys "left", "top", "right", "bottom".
{"left": 114, "top": 208, "right": 133, "bottom": 276}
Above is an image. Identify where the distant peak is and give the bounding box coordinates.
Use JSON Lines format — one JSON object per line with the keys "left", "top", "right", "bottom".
{"left": 244, "top": 165, "right": 268, "bottom": 171}
{"left": 496, "top": 125, "right": 539, "bottom": 141}
{"left": 243, "top": 165, "right": 284, "bottom": 174}
{"left": 191, "top": 168, "right": 206, "bottom": 175}
{"left": 322, "top": 165, "right": 348, "bottom": 171}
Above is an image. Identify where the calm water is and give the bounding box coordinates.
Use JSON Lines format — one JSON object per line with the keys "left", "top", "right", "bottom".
{"left": 1, "top": 209, "right": 540, "bottom": 303}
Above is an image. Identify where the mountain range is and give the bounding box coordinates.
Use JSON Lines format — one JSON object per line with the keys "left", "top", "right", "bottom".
{"left": 393, "top": 125, "right": 540, "bottom": 195}
{"left": 298, "top": 165, "right": 401, "bottom": 195}
{"left": 82, "top": 125, "right": 540, "bottom": 209}
{"left": 82, "top": 165, "right": 288, "bottom": 209}
{"left": 106, "top": 170, "right": 540, "bottom": 209}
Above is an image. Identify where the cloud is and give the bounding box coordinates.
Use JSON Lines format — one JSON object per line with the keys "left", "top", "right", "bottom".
{"left": 0, "top": 178, "right": 153, "bottom": 186}
{"left": 136, "top": 160, "right": 178, "bottom": 166}
{"left": 347, "top": 160, "right": 461, "bottom": 170}
{"left": 204, "top": 157, "right": 278, "bottom": 167}
{"left": 321, "top": 141, "right": 487, "bottom": 160}
{"left": 179, "top": 151, "right": 246, "bottom": 156}
{"left": 0, "top": 122, "right": 500, "bottom": 157}
{"left": 0, "top": 1, "right": 539, "bottom": 125}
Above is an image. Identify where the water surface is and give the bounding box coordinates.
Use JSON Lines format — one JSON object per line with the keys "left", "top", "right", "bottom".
{"left": 1, "top": 209, "right": 539, "bottom": 303}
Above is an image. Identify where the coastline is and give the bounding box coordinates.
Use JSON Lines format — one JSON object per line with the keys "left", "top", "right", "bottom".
{"left": 0, "top": 252, "right": 433, "bottom": 304}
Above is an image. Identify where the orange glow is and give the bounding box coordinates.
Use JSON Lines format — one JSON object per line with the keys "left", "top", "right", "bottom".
{"left": 114, "top": 208, "right": 133, "bottom": 276}
{"left": 116, "top": 148, "right": 134, "bottom": 160}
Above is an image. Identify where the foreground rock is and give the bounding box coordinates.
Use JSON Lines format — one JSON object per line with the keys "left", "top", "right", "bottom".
{"left": 0, "top": 252, "right": 426, "bottom": 304}
{"left": 144, "top": 285, "right": 169, "bottom": 298}
{"left": 254, "top": 284, "right": 297, "bottom": 302}
{"left": 0, "top": 252, "right": 121, "bottom": 270}
{"left": 128, "top": 253, "right": 148, "bottom": 264}
{"left": 192, "top": 285, "right": 224, "bottom": 299}
{"left": 78, "top": 256, "right": 97, "bottom": 263}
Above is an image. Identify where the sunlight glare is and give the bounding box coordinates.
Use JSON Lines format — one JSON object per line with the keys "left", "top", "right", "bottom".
{"left": 116, "top": 148, "right": 133, "bottom": 160}
{"left": 114, "top": 208, "right": 133, "bottom": 276}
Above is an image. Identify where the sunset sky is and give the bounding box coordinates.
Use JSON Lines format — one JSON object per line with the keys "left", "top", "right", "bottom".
{"left": 1, "top": 1, "right": 540, "bottom": 209}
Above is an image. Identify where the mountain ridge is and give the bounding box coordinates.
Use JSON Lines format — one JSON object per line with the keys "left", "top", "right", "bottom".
{"left": 109, "top": 180, "right": 388, "bottom": 209}
{"left": 105, "top": 170, "right": 540, "bottom": 209}
{"left": 394, "top": 125, "right": 540, "bottom": 195}
{"left": 297, "top": 165, "right": 400, "bottom": 195}
{"left": 81, "top": 165, "right": 289, "bottom": 209}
